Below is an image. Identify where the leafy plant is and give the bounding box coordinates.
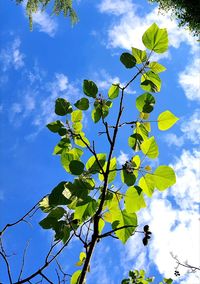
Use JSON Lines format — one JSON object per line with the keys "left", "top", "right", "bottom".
{"left": 15, "top": 0, "right": 78, "bottom": 29}
{"left": 38, "top": 23, "right": 178, "bottom": 283}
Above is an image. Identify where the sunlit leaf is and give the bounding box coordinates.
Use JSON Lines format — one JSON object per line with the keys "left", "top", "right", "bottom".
{"left": 136, "top": 93, "right": 155, "bottom": 113}
{"left": 139, "top": 174, "right": 155, "bottom": 197}
{"left": 154, "top": 166, "right": 176, "bottom": 190}
{"left": 141, "top": 71, "right": 161, "bottom": 93}
{"left": 158, "top": 110, "right": 179, "bottom": 131}
{"left": 142, "top": 23, "right": 168, "bottom": 53}
{"left": 108, "top": 84, "right": 120, "bottom": 99}
{"left": 112, "top": 210, "right": 137, "bottom": 243}
{"left": 140, "top": 136, "right": 159, "bottom": 159}
{"left": 91, "top": 107, "right": 101, "bottom": 123}
{"left": 149, "top": 61, "right": 166, "bottom": 73}
{"left": 125, "top": 186, "right": 146, "bottom": 213}
{"left": 98, "top": 218, "right": 105, "bottom": 233}
{"left": 74, "top": 196, "right": 98, "bottom": 222}
{"left": 70, "top": 270, "right": 81, "bottom": 284}
{"left": 71, "top": 110, "right": 82, "bottom": 123}
{"left": 132, "top": 47, "right": 147, "bottom": 64}
{"left": 86, "top": 153, "right": 106, "bottom": 173}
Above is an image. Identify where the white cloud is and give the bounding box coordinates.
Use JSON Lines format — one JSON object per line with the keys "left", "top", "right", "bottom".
{"left": 98, "top": 1, "right": 198, "bottom": 55}
{"left": 164, "top": 110, "right": 200, "bottom": 147}
{"left": 178, "top": 58, "right": 200, "bottom": 101}
{"left": 169, "top": 149, "right": 200, "bottom": 211}
{"left": 163, "top": 133, "right": 184, "bottom": 147}
{"left": 181, "top": 110, "right": 200, "bottom": 144}
{"left": 117, "top": 151, "right": 129, "bottom": 165}
{"left": 92, "top": 69, "right": 120, "bottom": 90}
{"left": 32, "top": 10, "right": 57, "bottom": 37}
{"left": 123, "top": 148, "right": 200, "bottom": 282}
{"left": 98, "top": 0, "right": 135, "bottom": 16}
{"left": 0, "top": 38, "right": 25, "bottom": 71}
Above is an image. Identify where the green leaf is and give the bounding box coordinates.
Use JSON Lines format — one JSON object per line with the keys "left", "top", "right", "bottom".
{"left": 76, "top": 252, "right": 86, "bottom": 266}
{"left": 74, "top": 98, "right": 89, "bottom": 110}
{"left": 39, "top": 217, "right": 57, "bottom": 229}
{"left": 158, "top": 110, "right": 179, "bottom": 131}
{"left": 149, "top": 62, "right": 166, "bottom": 73}
{"left": 83, "top": 80, "right": 98, "bottom": 98}
{"left": 72, "top": 122, "right": 83, "bottom": 134}
{"left": 49, "top": 182, "right": 70, "bottom": 206}
{"left": 46, "top": 120, "right": 64, "bottom": 133}
{"left": 53, "top": 138, "right": 71, "bottom": 155}
{"left": 154, "top": 166, "right": 176, "bottom": 190}
{"left": 70, "top": 270, "right": 81, "bottom": 284}
{"left": 136, "top": 93, "right": 155, "bottom": 113}
{"left": 99, "top": 157, "right": 117, "bottom": 183}
{"left": 132, "top": 47, "right": 147, "bottom": 64}
{"left": 120, "top": 52, "right": 136, "bottom": 68}
{"left": 74, "top": 132, "right": 90, "bottom": 148}
{"left": 39, "top": 196, "right": 52, "bottom": 213}
{"left": 141, "top": 71, "right": 161, "bottom": 93}
{"left": 55, "top": 98, "right": 73, "bottom": 116}
{"left": 108, "top": 84, "right": 119, "bottom": 99}
{"left": 98, "top": 218, "right": 105, "bottom": 234}
{"left": 39, "top": 207, "right": 65, "bottom": 229}
{"left": 112, "top": 210, "right": 137, "bottom": 243}
{"left": 74, "top": 197, "right": 98, "bottom": 221}
{"left": 139, "top": 174, "right": 155, "bottom": 197}
{"left": 125, "top": 186, "right": 146, "bottom": 213}
{"left": 142, "top": 23, "right": 168, "bottom": 53}
{"left": 140, "top": 136, "right": 159, "bottom": 159}
{"left": 128, "top": 133, "right": 143, "bottom": 151}
{"left": 163, "top": 278, "right": 173, "bottom": 284}
{"left": 61, "top": 148, "right": 83, "bottom": 172}
{"left": 71, "top": 110, "right": 82, "bottom": 123}
{"left": 86, "top": 153, "right": 106, "bottom": 173}
{"left": 69, "top": 160, "right": 84, "bottom": 175}
{"left": 91, "top": 107, "right": 101, "bottom": 123}
{"left": 121, "top": 169, "right": 136, "bottom": 186}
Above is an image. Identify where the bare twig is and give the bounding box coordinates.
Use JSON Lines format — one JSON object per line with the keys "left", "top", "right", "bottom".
{"left": 18, "top": 240, "right": 30, "bottom": 281}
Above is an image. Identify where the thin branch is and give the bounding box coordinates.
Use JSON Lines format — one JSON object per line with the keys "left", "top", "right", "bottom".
{"left": 18, "top": 240, "right": 30, "bottom": 281}
{"left": 39, "top": 272, "right": 53, "bottom": 284}
{"left": 0, "top": 251, "right": 13, "bottom": 284}
{"left": 0, "top": 200, "right": 41, "bottom": 236}
{"left": 171, "top": 252, "right": 200, "bottom": 273}
{"left": 98, "top": 225, "right": 138, "bottom": 239}
{"left": 13, "top": 233, "right": 75, "bottom": 284}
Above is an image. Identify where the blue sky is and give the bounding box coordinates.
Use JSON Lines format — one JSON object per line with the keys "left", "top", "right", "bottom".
{"left": 0, "top": 0, "right": 200, "bottom": 283}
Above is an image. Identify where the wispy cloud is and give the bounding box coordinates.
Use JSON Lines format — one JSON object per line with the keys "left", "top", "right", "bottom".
{"left": 164, "top": 109, "right": 200, "bottom": 147}
{"left": 32, "top": 10, "right": 58, "bottom": 37}
{"left": 117, "top": 150, "right": 129, "bottom": 165}
{"left": 0, "top": 38, "right": 25, "bottom": 71}
{"left": 98, "top": 0, "right": 135, "bottom": 16}
{"left": 178, "top": 58, "right": 200, "bottom": 101}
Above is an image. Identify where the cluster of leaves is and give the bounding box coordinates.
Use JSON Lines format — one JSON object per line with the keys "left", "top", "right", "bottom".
{"left": 149, "top": 0, "right": 200, "bottom": 36}
{"left": 122, "top": 269, "right": 173, "bottom": 284}
{"left": 16, "top": 0, "right": 78, "bottom": 29}
{"left": 39, "top": 23, "right": 178, "bottom": 283}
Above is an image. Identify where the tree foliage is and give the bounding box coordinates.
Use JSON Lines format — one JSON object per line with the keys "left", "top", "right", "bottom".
{"left": 149, "top": 0, "right": 200, "bottom": 36}
{"left": 15, "top": 0, "right": 78, "bottom": 29}
{"left": 0, "top": 23, "right": 180, "bottom": 283}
